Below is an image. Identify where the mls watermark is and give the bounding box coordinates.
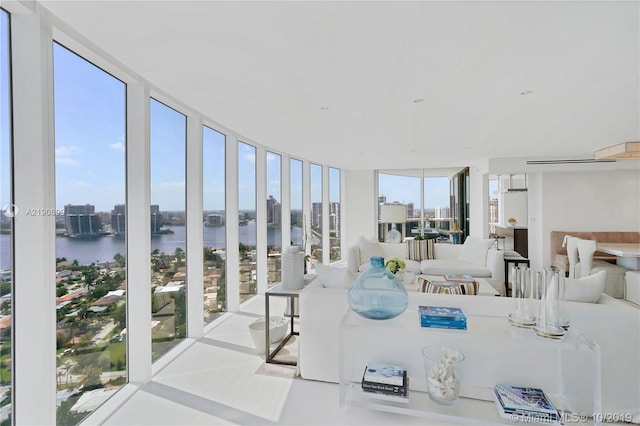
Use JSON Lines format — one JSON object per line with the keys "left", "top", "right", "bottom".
{"left": 510, "top": 412, "right": 633, "bottom": 423}
{"left": 2, "top": 204, "right": 65, "bottom": 217}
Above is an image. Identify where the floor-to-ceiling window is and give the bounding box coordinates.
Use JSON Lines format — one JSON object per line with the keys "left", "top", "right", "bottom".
{"left": 238, "top": 142, "right": 256, "bottom": 303}
{"left": 0, "top": 10, "right": 12, "bottom": 425}
{"left": 309, "top": 164, "right": 322, "bottom": 265}
{"left": 149, "top": 98, "right": 187, "bottom": 360}
{"left": 377, "top": 171, "right": 418, "bottom": 242}
{"left": 203, "top": 126, "right": 226, "bottom": 325}
{"left": 266, "top": 152, "right": 282, "bottom": 287}
{"left": 53, "top": 42, "right": 127, "bottom": 424}
{"left": 290, "top": 159, "right": 303, "bottom": 248}
{"left": 329, "top": 167, "right": 341, "bottom": 262}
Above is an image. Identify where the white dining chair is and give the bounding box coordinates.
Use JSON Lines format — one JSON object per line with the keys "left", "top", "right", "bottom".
{"left": 575, "top": 237, "right": 629, "bottom": 298}
{"left": 565, "top": 236, "right": 579, "bottom": 279}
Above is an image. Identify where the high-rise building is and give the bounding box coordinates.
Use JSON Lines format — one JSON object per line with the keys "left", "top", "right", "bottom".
{"left": 266, "top": 195, "right": 281, "bottom": 225}
{"left": 151, "top": 204, "right": 162, "bottom": 234}
{"left": 435, "top": 205, "right": 450, "bottom": 219}
{"left": 64, "top": 204, "right": 101, "bottom": 238}
{"left": 312, "top": 202, "right": 322, "bottom": 229}
{"left": 330, "top": 202, "right": 341, "bottom": 236}
{"left": 111, "top": 204, "right": 126, "bottom": 235}
{"left": 205, "top": 213, "right": 224, "bottom": 227}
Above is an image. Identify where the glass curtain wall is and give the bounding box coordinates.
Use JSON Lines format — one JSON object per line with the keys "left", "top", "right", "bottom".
{"left": 149, "top": 99, "right": 187, "bottom": 361}
{"left": 329, "top": 168, "right": 341, "bottom": 261}
{"left": 238, "top": 142, "right": 256, "bottom": 303}
{"left": 0, "top": 10, "right": 12, "bottom": 423}
{"left": 53, "top": 42, "right": 127, "bottom": 424}
{"left": 289, "top": 159, "right": 303, "bottom": 248}
{"left": 266, "top": 152, "right": 282, "bottom": 288}
{"left": 309, "top": 164, "right": 322, "bottom": 265}
{"left": 202, "top": 126, "right": 226, "bottom": 325}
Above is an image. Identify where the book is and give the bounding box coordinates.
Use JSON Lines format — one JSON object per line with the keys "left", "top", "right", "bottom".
{"left": 361, "top": 363, "right": 407, "bottom": 396}
{"left": 444, "top": 274, "right": 475, "bottom": 283}
{"left": 419, "top": 305, "right": 467, "bottom": 329}
{"left": 359, "top": 387, "right": 410, "bottom": 403}
{"left": 494, "top": 384, "right": 561, "bottom": 425}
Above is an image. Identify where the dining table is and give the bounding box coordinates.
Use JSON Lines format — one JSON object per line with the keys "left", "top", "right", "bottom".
{"left": 597, "top": 242, "right": 640, "bottom": 270}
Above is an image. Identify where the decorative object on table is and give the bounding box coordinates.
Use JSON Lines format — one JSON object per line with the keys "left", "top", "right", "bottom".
{"left": 421, "top": 346, "right": 464, "bottom": 405}
{"left": 419, "top": 305, "right": 467, "bottom": 329}
{"left": 419, "top": 278, "right": 478, "bottom": 296}
{"left": 379, "top": 203, "right": 407, "bottom": 243}
{"left": 248, "top": 316, "right": 288, "bottom": 355}
{"left": 508, "top": 266, "right": 537, "bottom": 328}
{"left": 493, "top": 384, "right": 561, "bottom": 425}
{"left": 281, "top": 245, "right": 305, "bottom": 290}
{"left": 508, "top": 217, "right": 518, "bottom": 226}
{"left": 385, "top": 257, "right": 406, "bottom": 274}
{"left": 535, "top": 268, "right": 568, "bottom": 338}
{"left": 347, "top": 256, "right": 408, "bottom": 320}
{"left": 361, "top": 363, "right": 408, "bottom": 397}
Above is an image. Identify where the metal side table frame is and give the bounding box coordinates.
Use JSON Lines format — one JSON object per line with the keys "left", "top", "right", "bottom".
{"left": 264, "top": 277, "right": 315, "bottom": 365}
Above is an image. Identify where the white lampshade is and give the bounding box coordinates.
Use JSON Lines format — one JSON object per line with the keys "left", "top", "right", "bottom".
{"left": 380, "top": 204, "right": 407, "bottom": 224}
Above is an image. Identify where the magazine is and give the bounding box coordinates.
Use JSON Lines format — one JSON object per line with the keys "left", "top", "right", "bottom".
{"left": 494, "top": 384, "right": 561, "bottom": 424}
{"left": 444, "top": 274, "right": 475, "bottom": 282}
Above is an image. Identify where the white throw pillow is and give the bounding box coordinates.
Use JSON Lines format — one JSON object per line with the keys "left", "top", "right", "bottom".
{"left": 564, "top": 270, "right": 606, "bottom": 303}
{"left": 357, "top": 236, "right": 383, "bottom": 264}
{"left": 314, "top": 263, "right": 357, "bottom": 289}
{"left": 456, "top": 237, "right": 494, "bottom": 266}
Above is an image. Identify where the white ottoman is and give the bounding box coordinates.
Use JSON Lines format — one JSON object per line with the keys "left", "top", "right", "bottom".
{"left": 625, "top": 271, "right": 640, "bottom": 305}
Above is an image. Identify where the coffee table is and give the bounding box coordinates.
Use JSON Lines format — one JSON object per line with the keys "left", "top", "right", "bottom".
{"left": 414, "top": 275, "right": 500, "bottom": 296}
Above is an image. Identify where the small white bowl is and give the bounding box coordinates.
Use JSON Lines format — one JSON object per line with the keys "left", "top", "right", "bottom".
{"left": 252, "top": 316, "right": 288, "bottom": 343}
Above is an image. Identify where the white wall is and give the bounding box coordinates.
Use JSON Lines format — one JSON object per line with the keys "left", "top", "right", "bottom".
{"left": 530, "top": 169, "right": 640, "bottom": 270}
{"left": 343, "top": 170, "right": 377, "bottom": 249}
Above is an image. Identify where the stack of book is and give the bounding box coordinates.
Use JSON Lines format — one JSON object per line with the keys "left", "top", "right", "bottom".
{"left": 361, "top": 363, "right": 408, "bottom": 402}
{"left": 494, "top": 384, "right": 561, "bottom": 425}
{"left": 419, "top": 305, "right": 467, "bottom": 330}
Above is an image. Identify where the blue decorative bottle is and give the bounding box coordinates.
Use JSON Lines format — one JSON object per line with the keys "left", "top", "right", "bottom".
{"left": 348, "top": 256, "right": 408, "bottom": 320}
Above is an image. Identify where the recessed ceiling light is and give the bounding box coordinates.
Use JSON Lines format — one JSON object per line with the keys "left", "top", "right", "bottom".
{"left": 463, "top": 147, "right": 471, "bottom": 150}
{"left": 320, "top": 106, "right": 329, "bottom": 110}
{"left": 413, "top": 98, "right": 424, "bottom": 103}
{"left": 519, "top": 90, "right": 534, "bottom": 96}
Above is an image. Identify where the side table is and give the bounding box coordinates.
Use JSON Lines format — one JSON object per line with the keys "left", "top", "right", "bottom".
{"left": 503, "top": 255, "right": 530, "bottom": 297}
{"left": 265, "top": 276, "right": 315, "bottom": 365}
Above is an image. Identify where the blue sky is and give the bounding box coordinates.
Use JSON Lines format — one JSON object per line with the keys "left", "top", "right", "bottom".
{"left": 379, "top": 174, "right": 450, "bottom": 209}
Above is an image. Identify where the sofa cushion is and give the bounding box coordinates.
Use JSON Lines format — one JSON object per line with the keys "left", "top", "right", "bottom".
{"left": 357, "top": 236, "right": 383, "bottom": 264}
{"left": 420, "top": 259, "right": 492, "bottom": 277}
{"left": 314, "top": 263, "right": 357, "bottom": 289}
{"left": 564, "top": 270, "right": 606, "bottom": 303}
{"left": 457, "top": 237, "right": 494, "bottom": 266}
{"left": 406, "top": 239, "right": 435, "bottom": 261}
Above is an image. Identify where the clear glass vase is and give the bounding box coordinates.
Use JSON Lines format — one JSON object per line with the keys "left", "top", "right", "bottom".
{"left": 347, "top": 256, "right": 408, "bottom": 320}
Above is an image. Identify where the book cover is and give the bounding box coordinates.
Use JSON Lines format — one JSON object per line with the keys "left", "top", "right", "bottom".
{"left": 494, "top": 384, "right": 560, "bottom": 423}
{"left": 420, "top": 319, "right": 467, "bottom": 330}
{"left": 362, "top": 363, "right": 406, "bottom": 386}
{"left": 444, "top": 274, "right": 475, "bottom": 282}
{"left": 419, "top": 305, "right": 467, "bottom": 321}
{"left": 362, "top": 380, "right": 407, "bottom": 395}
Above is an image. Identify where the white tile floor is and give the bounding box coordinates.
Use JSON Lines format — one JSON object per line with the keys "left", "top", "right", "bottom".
{"left": 101, "top": 296, "right": 432, "bottom": 425}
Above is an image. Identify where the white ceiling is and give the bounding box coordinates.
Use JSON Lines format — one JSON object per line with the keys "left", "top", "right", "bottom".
{"left": 42, "top": 1, "right": 639, "bottom": 171}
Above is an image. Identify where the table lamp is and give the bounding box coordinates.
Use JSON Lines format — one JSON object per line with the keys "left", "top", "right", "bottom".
{"left": 380, "top": 204, "right": 407, "bottom": 243}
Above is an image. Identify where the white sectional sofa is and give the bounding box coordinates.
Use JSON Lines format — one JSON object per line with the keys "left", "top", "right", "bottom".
{"left": 298, "top": 281, "right": 640, "bottom": 422}
{"left": 347, "top": 237, "right": 505, "bottom": 284}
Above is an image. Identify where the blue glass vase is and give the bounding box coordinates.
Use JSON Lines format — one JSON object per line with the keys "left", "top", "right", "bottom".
{"left": 348, "top": 256, "right": 408, "bottom": 320}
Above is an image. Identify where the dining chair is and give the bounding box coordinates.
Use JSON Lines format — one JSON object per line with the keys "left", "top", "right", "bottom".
{"left": 575, "top": 237, "right": 629, "bottom": 298}
{"left": 565, "top": 236, "right": 579, "bottom": 279}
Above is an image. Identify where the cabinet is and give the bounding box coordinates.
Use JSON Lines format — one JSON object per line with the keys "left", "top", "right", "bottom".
{"left": 338, "top": 307, "right": 600, "bottom": 424}
{"left": 513, "top": 228, "right": 528, "bottom": 258}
